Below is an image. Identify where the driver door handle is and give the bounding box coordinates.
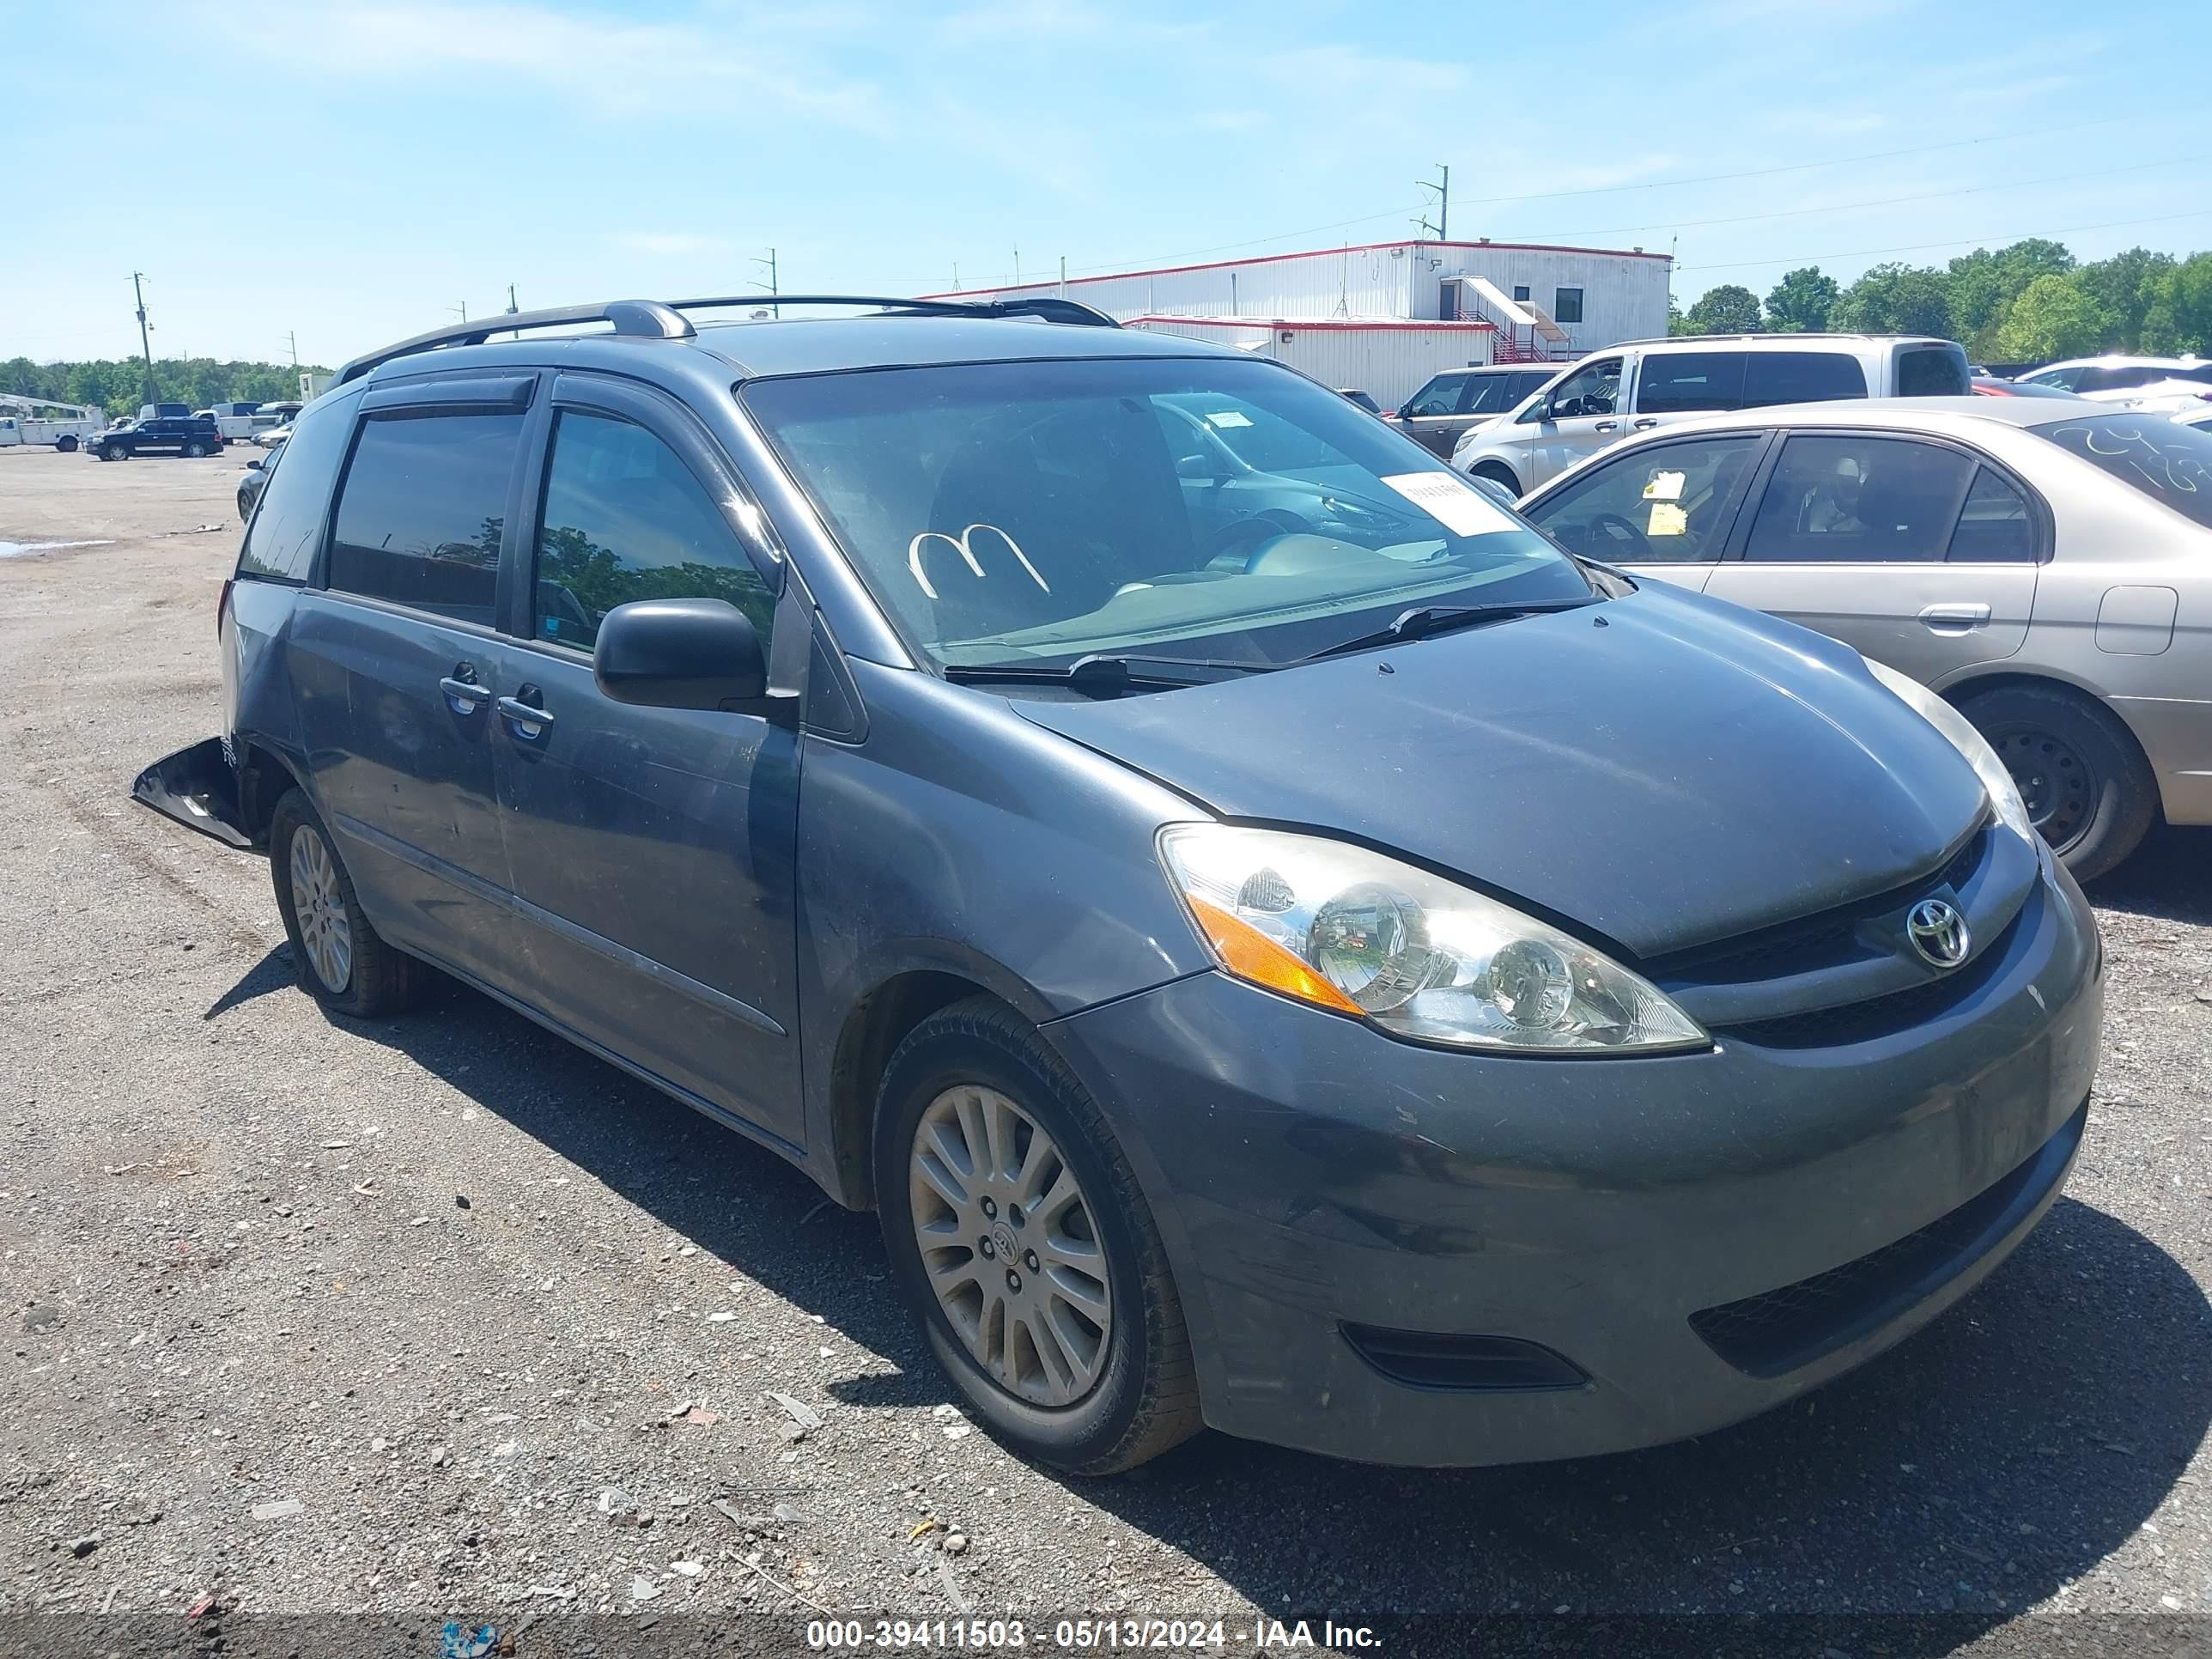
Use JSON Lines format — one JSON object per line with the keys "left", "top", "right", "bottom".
{"left": 438, "top": 675, "right": 489, "bottom": 709}
{"left": 1594, "top": 420, "right": 1620, "bottom": 434}
{"left": 1918, "top": 602, "right": 1992, "bottom": 634}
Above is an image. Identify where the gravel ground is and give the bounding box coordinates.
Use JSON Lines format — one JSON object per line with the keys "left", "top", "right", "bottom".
{"left": 2, "top": 445, "right": 2209, "bottom": 1653}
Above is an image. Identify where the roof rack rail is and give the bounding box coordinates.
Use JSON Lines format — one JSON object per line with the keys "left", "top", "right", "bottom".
{"left": 335, "top": 292, "right": 1118, "bottom": 386}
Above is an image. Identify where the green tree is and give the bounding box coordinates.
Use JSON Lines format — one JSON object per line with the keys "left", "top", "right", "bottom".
{"left": 1990, "top": 273, "right": 2112, "bottom": 361}
{"left": 2142, "top": 252, "right": 2212, "bottom": 356}
{"left": 0, "top": 356, "right": 328, "bottom": 417}
{"left": 2078, "top": 246, "right": 2176, "bottom": 352}
{"left": 1682, "top": 283, "right": 1764, "bottom": 334}
{"left": 1764, "top": 266, "right": 1839, "bottom": 332}
{"left": 1945, "top": 239, "right": 2075, "bottom": 352}
{"left": 1831, "top": 263, "right": 1953, "bottom": 337}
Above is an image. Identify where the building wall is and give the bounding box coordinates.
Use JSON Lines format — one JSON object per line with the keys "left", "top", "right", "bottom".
{"left": 1127, "top": 319, "right": 1496, "bottom": 408}
{"left": 932, "top": 240, "right": 1672, "bottom": 353}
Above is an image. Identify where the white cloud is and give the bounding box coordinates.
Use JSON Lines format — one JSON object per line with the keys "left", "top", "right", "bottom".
{"left": 1257, "top": 45, "right": 1468, "bottom": 97}
{"left": 209, "top": 0, "right": 890, "bottom": 130}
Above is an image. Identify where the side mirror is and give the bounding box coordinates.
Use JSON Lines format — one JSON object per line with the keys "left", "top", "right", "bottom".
{"left": 592, "top": 598, "right": 767, "bottom": 713}
{"left": 1175, "top": 453, "right": 1219, "bottom": 482}
{"left": 246, "top": 458, "right": 263, "bottom": 471}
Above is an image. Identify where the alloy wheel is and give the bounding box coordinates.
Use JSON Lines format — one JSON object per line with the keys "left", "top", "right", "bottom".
{"left": 289, "top": 823, "right": 354, "bottom": 994}
{"left": 908, "top": 1085, "right": 1113, "bottom": 1407}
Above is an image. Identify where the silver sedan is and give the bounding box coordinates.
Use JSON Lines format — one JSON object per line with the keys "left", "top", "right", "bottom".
{"left": 1515, "top": 397, "right": 2212, "bottom": 878}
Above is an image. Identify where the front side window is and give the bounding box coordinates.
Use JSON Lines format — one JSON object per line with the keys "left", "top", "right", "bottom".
{"left": 1401, "top": 374, "right": 1469, "bottom": 418}
{"left": 1895, "top": 345, "right": 1969, "bottom": 397}
{"left": 327, "top": 411, "right": 525, "bottom": 625}
{"left": 1742, "top": 351, "right": 1868, "bottom": 407}
{"left": 1527, "top": 435, "right": 1764, "bottom": 564}
{"left": 2039, "top": 411, "right": 2212, "bottom": 531}
{"left": 1541, "top": 356, "right": 1620, "bottom": 418}
{"left": 1743, "top": 434, "right": 1976, "bottom": 563}
{"left": 1553, "top": 287, "right": 1585, "bottom": 325}
{"left": 1464, "top": 374, "right": 1517, "bottom": 416}
{"left": 533, "top": 411, "right": 775, "bottom": 650}
{"left": 743, "top": 356, "right": 1589, "bottom": 672}
{"left": 1635, "top": 352, "right": 1747, "bottom": 416}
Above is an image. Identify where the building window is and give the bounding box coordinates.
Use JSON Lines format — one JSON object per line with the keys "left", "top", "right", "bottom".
{"left": 1511, "top": 284, "right": 1531, "bottom": 303}
{"left": 1553, "top": 287, "right": 1585, "bottom": 325}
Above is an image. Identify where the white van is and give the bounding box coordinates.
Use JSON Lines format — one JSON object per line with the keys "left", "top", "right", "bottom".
{"left": 1450, "top": 334, "right": 1970, "bottom": 494}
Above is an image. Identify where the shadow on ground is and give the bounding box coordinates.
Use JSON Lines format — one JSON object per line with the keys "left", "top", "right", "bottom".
{"left": 214, "top": 947, "right": 2212, "bottom": 1639}
{"left": 2087, "top": 823, "right": 2212, "bottom": 927}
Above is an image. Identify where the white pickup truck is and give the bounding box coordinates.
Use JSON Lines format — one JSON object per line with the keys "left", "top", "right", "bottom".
{"left": 0, "top": 397, "right": 106, "bottom": 453}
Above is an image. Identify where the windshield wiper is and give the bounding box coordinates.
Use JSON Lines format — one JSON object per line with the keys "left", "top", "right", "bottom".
{"left": 943, "top": 653, "right": 1272, "bottom": 696}
{"left": 1298, "top": 597, "right": 1601, "bottom": 664}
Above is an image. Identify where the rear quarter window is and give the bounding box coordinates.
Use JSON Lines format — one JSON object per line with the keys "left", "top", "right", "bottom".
{"left": 1895, "top": 345, "right": 1969, "bottom": 397}
{"left": 235, "top": 388, "right": 364, "bottom": 583}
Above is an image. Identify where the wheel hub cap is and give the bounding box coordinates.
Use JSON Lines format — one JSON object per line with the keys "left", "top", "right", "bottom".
{"left": 908, "top": 1085, "right": 1112, "bottom": 1407}
{"left": 1992, "top": 729, "right": 2092, "bottom": 850}
{"left": 289, "top": 826, "right": 352, "bottom": 993}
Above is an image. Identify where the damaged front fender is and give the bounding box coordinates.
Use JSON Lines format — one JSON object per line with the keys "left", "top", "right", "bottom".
{"left": 130, "top": 737, "right": 258, "bottom": 852}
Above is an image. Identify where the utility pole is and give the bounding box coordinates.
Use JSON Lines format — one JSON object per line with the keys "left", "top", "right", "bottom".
{"left": 507, "top": 283, "right": 519, "bottom": 314}
{"left": 750, "top": 248, "right": 780, "bottom": 319}
{"left": 131, "top": 271, "right": 155, "bottom": 406}
{"left": 951, "top": 262, "right": 960, "bottom": 289}
{"left": 1059, "top": 255, "right": 1066, "bottom": 297}
{"left": 285, "top": 331, "right": 298, "bottom": 369}
{"left": 1013, "top": 246, "right": 1021, "bottom": 286}
{"left": 1416, "top": 164, "right": 1449, "bottom": 241}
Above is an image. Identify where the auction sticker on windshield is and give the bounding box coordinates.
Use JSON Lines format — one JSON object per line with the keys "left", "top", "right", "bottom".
{"left": 1379, "top": 471, "right": 1522, "bottom": 538}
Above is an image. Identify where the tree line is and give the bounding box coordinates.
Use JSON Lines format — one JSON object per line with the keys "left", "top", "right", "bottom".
{"left": 1671, "top": 240, "right": 2212, "bottom": 362}
{"left": 0, "top": 356, "right": 331, "bottom": 417}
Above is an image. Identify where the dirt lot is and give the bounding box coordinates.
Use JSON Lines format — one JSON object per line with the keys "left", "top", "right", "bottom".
{"left": 2, "top": 444, "right": 2209, "bottom": 1652}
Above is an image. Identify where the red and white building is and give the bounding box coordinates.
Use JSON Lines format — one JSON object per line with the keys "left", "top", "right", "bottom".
{"left": 926, "top": 238, "right": 1674, "bottom": 409}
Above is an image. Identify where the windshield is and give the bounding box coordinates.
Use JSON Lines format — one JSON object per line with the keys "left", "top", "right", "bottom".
{"left": 2039, "top": 411, "right": 2212, "bottom": 531}
{"left": 742, "top": 356, "right": 1589, "bottom": 671}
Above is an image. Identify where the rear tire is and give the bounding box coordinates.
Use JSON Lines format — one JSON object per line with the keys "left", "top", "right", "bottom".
{"left": 873, "top": 996, "right": 1200, "bottom": 1474}
{"left": 269, "top": 790, "right": 425, "bottom": 1018}
{"left": 1469, "top": 460, "right": 1522, "bottom": 497}
{"left": 56, "top": 435, "right": 76, "bottom": 453}
{"left": 1958, "top": 683, "right": 2156, "bottom": 881}
{"left": 184, "top": 441, "right": 208, "bottom": 459}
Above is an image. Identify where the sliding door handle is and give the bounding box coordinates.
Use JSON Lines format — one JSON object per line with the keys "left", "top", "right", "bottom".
{"left": 1918, "top": 602, "right": 1992, "bottom": 634}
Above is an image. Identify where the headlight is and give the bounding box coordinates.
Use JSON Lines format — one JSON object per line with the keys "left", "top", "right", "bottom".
{"left": 1861, "top": 658, "right": 2033, "bottom": 845}
{"left": 1158, "top": 825, "right": 1707, "bottom": 1054}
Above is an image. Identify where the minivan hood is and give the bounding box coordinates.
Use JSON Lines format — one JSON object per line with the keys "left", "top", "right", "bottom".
{"left": 1013, "top": 584, "right": 1987, "bottom": 957}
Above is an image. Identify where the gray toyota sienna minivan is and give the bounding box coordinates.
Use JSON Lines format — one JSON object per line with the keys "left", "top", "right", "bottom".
{"left": 136, "top": 295, "right": 2103, "bottom": 1474}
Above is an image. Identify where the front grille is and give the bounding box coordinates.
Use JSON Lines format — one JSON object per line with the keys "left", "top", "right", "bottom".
{"left": 1716, "top": 885, "right": 2029, "bottom": 1048}
{"left": 1340, "top": 1326, "right": 1588, "bottom": 1393}
{"left": 1688, "top": 1103, "right": 2084, "bottom": 1377}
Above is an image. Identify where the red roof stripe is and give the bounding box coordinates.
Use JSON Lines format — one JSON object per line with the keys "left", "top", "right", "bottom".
{"left": 1126, "top": 315, "right": 1498, "bottom": 333}
{"left": 920, "top": 237, "right": 1670, "bottom": 298}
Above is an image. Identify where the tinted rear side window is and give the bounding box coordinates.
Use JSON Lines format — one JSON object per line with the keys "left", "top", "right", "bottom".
{"left": 1742, "top": 352, "right": 1868, "bottom": 407}
{"left": 235, "top": 389, "right": 363, "bottom": 582}
{"left": 328, "top": 412, "right": 525, "bottom": 627}
{"left": 1947, "top": 467, "right": 2036, "bottom": 562}
{"left": 1636, "top": 352, "right": 1747, "bottom": 415}
{"left": 1744, "top": 434, "right": 1976, "bottom": 562}
{"left": 1895, "top": 346, "right": 1969, "bottom": 397}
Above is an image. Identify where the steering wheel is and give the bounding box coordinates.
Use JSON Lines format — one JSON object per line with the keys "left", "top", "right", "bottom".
{"left": 1583, "top": 511, "right": 1656, "bottom": 561}
{"left": 1206, "top": 514, "right": 1295, "bottom": 568}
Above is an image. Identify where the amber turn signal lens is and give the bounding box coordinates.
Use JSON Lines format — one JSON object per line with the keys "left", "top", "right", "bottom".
{"left": 1186, "top": 895, "right": 1364, "bottom": 1016}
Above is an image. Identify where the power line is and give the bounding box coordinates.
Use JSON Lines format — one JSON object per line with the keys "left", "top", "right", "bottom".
{"left": 1674, "top": 206, "right": 2212, "bottom": 275}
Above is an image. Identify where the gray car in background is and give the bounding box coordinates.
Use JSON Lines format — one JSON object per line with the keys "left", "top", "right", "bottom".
{"left": 1517, "top": 397, "right": 2212, "bottom": 878}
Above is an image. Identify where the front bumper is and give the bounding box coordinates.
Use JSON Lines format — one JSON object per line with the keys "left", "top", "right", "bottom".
{"left": 1051, "top": 851, "right": 2103, "bottom": 1466}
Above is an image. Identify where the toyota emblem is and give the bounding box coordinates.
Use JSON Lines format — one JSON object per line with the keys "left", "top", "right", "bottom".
{"left": 1906, "top": 898, "right": 1971, "bottom": 969}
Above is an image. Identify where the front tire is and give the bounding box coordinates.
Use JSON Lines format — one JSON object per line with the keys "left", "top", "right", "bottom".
{"left": 1468, "top": 460, "right": 1522, "bottom": 497}
{"left": 874, "top": 996, "right": 1200, "bottom": 1474}
{"left": 269, "top": 790, "right": 424, "bottom": 1018}
{"left": 1960, "top": 683, "right": 2156, "bottom": 881}
{"left": 100, "top": 442, "right": 125, "bottom": 461}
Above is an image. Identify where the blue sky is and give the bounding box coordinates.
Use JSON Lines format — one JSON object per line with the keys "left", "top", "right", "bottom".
{"left": 5, "top": 0, "right": 2208, "bottom": 365}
